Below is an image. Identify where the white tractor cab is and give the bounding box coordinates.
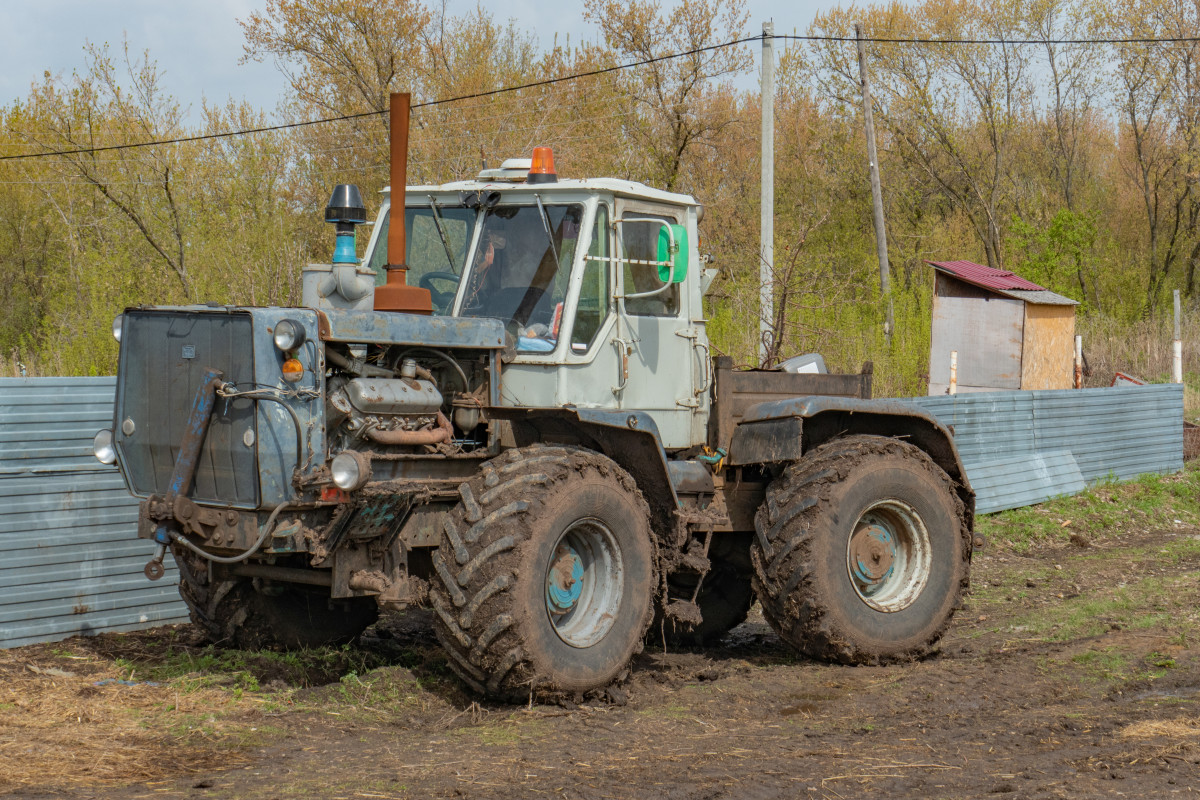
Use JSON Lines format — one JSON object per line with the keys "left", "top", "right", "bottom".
{"left": 358, "top": 152, "right": 715, "bottom": 449}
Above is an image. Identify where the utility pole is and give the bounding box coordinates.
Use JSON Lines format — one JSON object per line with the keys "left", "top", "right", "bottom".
{"left": 856, "top": 24, "right": 894, "bottom": 346}
{"left": 1174, "top": 289, "right": 1183, "bottom": 384}
{"left": 759, "top": 21, "right": 775, "bottom": 367}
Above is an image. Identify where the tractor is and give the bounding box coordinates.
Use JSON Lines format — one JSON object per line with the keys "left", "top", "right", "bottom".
{"left": 95, "top": 96, "right": 974, "bottom": 699}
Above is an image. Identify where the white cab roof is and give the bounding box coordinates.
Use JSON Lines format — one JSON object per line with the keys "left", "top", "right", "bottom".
{"left": 384, "top": 178, "right": 698, "bottom": 208}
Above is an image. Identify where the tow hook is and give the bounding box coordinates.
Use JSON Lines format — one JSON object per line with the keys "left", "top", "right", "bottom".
{"left": 144, "top": 526, "right": 172, "bottom": 581}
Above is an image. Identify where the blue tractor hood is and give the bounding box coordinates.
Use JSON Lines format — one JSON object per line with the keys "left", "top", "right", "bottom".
{"left": 315, "top": 308, "right": 506, "bottom": 349}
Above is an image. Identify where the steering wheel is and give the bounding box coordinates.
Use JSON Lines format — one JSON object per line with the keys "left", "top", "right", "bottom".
{"left": 418, "top": 272, "right": 461, "bottom": 311}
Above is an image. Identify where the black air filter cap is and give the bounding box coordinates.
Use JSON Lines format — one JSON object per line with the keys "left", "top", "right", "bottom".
{"left": 325, "top": 184, "right": 367, "bottom": 224}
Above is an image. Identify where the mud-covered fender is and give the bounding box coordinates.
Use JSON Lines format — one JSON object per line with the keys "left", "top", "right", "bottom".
{"left": 729, "top": 396, "right": 974, "bottom": 517}
{"left": 488, "top": 406, "right": 681, "bottom": 536}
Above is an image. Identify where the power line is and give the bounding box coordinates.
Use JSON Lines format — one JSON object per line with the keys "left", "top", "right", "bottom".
{"left": 0, "top": 105, "right": 639, "bottom": 170}
{"left": 4, "top": 29, "right": 1200, "bottom": 163}
{"left": 0, "top": 36, "right": 759, "bottom": 163}
{"left": 0, "top": 110, "right": 379, "bottom": 163}
{"left": 779, "top": 33, "right": 1200, "bottom": 45}
{"left": 0, "top": 92, "right": 631, "bottom": 152}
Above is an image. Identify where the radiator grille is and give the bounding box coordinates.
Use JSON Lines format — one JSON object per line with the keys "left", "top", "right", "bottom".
{"left": 115, "top": 310, "right": 259, "bottom": 506}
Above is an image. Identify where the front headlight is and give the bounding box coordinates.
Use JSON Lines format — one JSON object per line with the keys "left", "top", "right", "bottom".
{"left": 93, "top": 429, "right": 116, "bottom": 465}
{"left": 112, "top": 314, "right": 123, "bottom": 343}
{"left": 273, "top": 318, "right": 307, "bottom": 352}
{"left": 330, "top": 451, "right": 371, "bottom": 491}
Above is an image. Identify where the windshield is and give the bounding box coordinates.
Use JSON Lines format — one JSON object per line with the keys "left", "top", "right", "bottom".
{"left": 459, "top": 203, "right": 584, "bottom": 352}
{"left": 366, "top": 203, "right": 478, "bottom": 314}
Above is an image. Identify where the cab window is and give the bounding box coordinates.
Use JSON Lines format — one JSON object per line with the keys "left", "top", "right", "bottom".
{"left": 459, "top": 203, "right": 583, "bottom": 353}
{"left": 366, "top": 204, "right": 477, "bottom": 315}
{"left": 571, "top": 205, "right": 611, "bottom": 352}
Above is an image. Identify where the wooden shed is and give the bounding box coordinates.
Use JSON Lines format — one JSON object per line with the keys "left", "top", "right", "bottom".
{"left": 926, "top": 260, "right": 1079, "bottom": 395}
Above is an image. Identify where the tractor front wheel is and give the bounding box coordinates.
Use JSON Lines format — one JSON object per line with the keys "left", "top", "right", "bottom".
{"left": 430, "top": 445, "right": 656, "bottom": 699}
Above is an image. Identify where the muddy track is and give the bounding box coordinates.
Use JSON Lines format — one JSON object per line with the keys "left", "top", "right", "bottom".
{"left": 6, "top": 525, "right": 1200, "bottom": 799}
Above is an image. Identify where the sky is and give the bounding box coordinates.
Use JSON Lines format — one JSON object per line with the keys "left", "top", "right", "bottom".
{"left": 0, "top": 0, "right": 832, "bottom": 123}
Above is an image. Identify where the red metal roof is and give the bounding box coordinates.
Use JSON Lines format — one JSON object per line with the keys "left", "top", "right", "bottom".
{"left": 926, "top": 260, "right": 1046, "bottom": 292}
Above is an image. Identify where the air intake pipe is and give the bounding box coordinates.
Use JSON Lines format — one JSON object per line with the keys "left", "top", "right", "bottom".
{"left": 316, "top": 184, "right": 374, "bottom": 302}
{"left": 374, "top": 92, "right": 434, "bottom": 314}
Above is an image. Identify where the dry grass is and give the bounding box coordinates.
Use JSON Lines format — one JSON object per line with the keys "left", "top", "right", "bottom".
{"left": 1079, "top": 315, "right": 1200, "bottom": 415}
{"left": 1119, "top": 717, "right": 1200, "bottom": 740}
{"left": 0, "top": 349, "right": 66, "bottom": 378}
{"left": 1116, "top": 716, "right": 1200, "bottom": 767}
{"left": 0, "top": 639, "right": 267, "bottom": 792}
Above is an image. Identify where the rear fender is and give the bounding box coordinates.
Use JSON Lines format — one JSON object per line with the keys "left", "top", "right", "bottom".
{"left": 729, "top": 396, "right": 975, "bottom": 520}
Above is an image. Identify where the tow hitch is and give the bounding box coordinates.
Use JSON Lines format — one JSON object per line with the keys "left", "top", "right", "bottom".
{"left": 144, "top": 527, "right": 171, "bottom": 580}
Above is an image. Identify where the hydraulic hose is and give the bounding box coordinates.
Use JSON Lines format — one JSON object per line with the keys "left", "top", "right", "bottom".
{"left": 326, "top": 347, "right": 394, "bottom": 378}
{"left": 168, "top": 502, "right": 291, "bottom": 565}
{"left": 394, "top": 347, "right": 469, "bottom": 393}
{"left": 216, "top": 384, "right": 309, "bottom": 473}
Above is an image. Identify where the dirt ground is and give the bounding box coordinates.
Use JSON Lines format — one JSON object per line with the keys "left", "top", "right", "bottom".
{"left": 6, "top": 516, "right": 1200, "bottom": 798}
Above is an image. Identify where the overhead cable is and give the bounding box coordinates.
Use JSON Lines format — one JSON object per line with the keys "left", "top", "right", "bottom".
{"left": 4, "top": 30, "right": 1200, "bottom": 162}
{"left": 0, "top": 36, "right": 759, "bottom": 163}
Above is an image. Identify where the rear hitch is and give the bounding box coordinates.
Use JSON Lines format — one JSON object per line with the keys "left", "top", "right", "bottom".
{"left": 144, "top": 526, "right": 171, "bottom": 581}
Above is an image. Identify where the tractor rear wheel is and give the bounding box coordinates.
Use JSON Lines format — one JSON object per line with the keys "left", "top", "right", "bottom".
{"left": 429, "top": 445, "right": 656, "bottom": 699}
{"left": 751, "top": 435, "right": 971, "bottom": 664}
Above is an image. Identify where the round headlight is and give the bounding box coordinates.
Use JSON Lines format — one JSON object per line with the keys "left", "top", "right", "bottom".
{"left": 112, "top": 314, "right": 124, "bottom": 343}
{"left": 330, "top": 451, "right": 371, "bottom": 491}
{"left": 273, "top": 318, "right": 307, "bottom": 352}
{"left": 93, "top": 429, "right": 117, "bottom": 465}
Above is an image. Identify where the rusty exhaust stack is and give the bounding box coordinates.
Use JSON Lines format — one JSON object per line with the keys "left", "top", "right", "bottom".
{"left": 373, "top": 92, "right": 433, "bottom": 314}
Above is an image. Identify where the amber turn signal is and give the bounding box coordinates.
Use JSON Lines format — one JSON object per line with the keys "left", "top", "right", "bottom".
{"left": 281, "top": 357, "right": 304, "bottom": 382}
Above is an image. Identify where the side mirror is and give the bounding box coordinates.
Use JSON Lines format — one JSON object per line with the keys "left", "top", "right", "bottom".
{"left": 656, "top": 224, "right": 688, "bottom": 283}
{"left": 614, "top": 216, "right": 689, "bottom": 301}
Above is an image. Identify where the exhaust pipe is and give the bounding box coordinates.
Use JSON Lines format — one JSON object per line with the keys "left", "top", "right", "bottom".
{"left": 374, "top": 92, "right": 434, "bottom": 314}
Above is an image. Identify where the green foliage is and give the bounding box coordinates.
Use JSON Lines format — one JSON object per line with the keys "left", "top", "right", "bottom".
{"left": 1009, "top": 208, "right": 1099, "bottom": 308}
{"left": 2, "top": 0, "right": 1200, "bottom": 387}
{"left": 1070, "top": 648, "right": 1132, "bottom": 681}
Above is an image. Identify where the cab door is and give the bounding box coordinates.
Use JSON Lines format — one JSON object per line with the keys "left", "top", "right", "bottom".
{"left": 610, "top": 200, "right": 700, "bottom": 449}
{"left": 551, "top": 201, "right": 622, "bottom": 412}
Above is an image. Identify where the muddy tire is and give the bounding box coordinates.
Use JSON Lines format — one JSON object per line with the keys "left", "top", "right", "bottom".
{"left": 429, "top": 445, "right": 656, "bottom": 699}
{"left": 660, "top": 534, "right": 754, "bottom": 646}
{"left": 751, "top": 435, "right": 971, "bottom": 664}
{"left": 171, "top": 547, "right": 379, "bottom": 649}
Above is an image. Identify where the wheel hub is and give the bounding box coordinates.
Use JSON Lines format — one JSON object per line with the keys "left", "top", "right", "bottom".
{"left": 546, "top": 543, "right": 585, "bottom": 614}
{"left": 845, "top": 500, "right": 932, "bottom": 613}
{"left": 544, "top": 520, "right": 626, "bottom": 648}
{"left": 849, "top": 523, "right": 896, "bottom": 589}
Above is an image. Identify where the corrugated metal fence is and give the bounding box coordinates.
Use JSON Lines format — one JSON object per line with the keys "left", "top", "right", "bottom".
{"left": 911, "top": 384, "right": 1184, "bottom": 514}
{"left": 0, "top": 377, "right": 187, "bottom": 648}
{"left": 0, "top": 379, "right": 1185, "bottom": 649}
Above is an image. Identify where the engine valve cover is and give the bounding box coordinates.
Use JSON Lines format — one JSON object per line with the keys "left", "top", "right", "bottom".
{"left": 345, "top": 378, "right": 443, "bottom": 416}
